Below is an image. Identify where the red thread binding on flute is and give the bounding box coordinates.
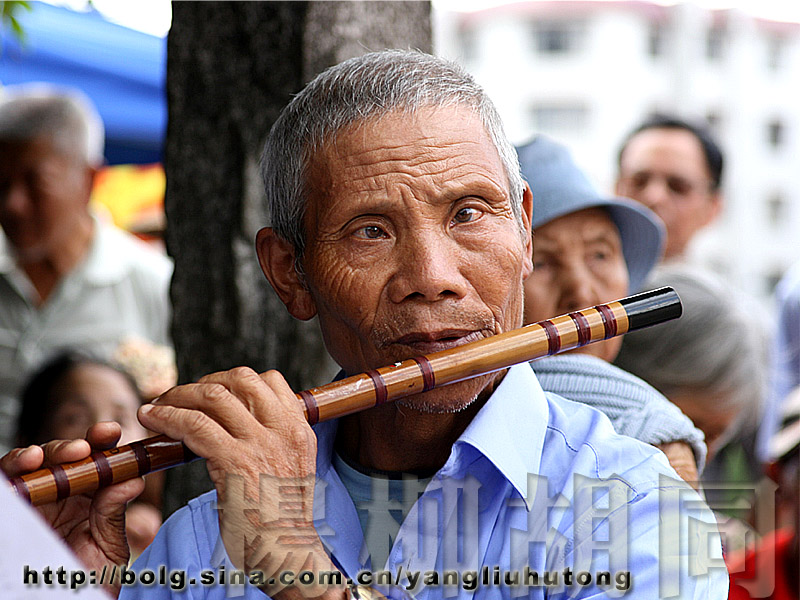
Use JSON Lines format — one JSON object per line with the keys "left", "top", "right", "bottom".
{"left": 130, "top": 441, "right": 151, "bottom": 477}
{"left": 52, "top": 465, "right": 70, "bottom": 501}
{"left": 366, "top": 370, "right": 389, "bottom": 405}
{"left": 541, "top": 320, "right": 561, "bottom": 354}
{"left": 299, "top": 390, "right": 319, "bottom": 426}
{"left": 568, "top": 311, "right": 591, "bottom": 347}
{"left": 92, "top": 450, "right": 113, "bottom": 488}
{"left": 412, "top": 356, "right": 436, "bottom": 392}
{"left": 10, "top": 477, "right": 30, "bottom": 503}
{"left": 595, "top": 304, "right": 617, "bottom": 339}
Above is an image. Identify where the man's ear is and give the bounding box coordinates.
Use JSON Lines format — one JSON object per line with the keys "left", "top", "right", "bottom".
{"left": 520, "top": 183, "right": 534, "bottom": 280}
{"left": 80, "top": 165, "right": 98, "bottom": 207}
{"left": 255, "top": 227, "right": 317, "bottom": 321}
{"left": 703, "top": 190, "right": 723, "bottom": 227}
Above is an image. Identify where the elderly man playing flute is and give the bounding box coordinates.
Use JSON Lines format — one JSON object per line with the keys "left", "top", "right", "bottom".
{"left": 1, "top": 50, "right": 727, "bottom": 599}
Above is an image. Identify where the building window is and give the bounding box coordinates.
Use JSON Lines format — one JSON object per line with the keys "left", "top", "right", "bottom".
{"left": 705, "top": 111, "right": 722, "bottom": 134}
{"left": 706, "top": 27, "right": 725, "bottom": 61}
{"left": 460, "top": 24, "right": 478, "bottom": 62}
{"left": 765, "top": 270, "right": 784, "bottom": 296}
{"left": 532, "top": 20, "right": 583, "bottom": 55}
{"left": 767, "top": 193, "right": 787, "bottom": 228}
{"left": 530, "top": 103, "right": 588, "bottom": 135}
{"left": 767, "top": 119, "right": 785, "bottom": 148}
{"left": 648, "top": 23, "right": 664, "bottom": 57}
{"left": 767, "top": 36, "right": 784, "bottom": 71}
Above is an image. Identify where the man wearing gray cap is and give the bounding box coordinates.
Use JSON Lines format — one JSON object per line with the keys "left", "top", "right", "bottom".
{"left": 516, "top": 135, "right": 705, "bottom": 484}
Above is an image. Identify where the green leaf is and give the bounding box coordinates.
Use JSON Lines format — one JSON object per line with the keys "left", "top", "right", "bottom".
{"left": 1, "top": 1, "right": 33, "bottom": 46}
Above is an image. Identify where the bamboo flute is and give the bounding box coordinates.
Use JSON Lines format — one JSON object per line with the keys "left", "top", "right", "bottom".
{"left": 10, "top": 287, "right": 681, "bottom": 506}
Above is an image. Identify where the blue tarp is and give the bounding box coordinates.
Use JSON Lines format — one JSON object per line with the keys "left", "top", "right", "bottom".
{"left": 0, "top": 1, "right": 166, "bottom": 165}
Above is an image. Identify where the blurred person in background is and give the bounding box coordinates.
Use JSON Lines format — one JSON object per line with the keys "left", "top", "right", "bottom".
{"left": 16, "top": 349, "right": 163, "bottom": 558}
{"left": 768, "top": 261, "right": 800, "bottom": 459}
{"left": 727, "top": 385, "right": 800, "bottom": 599}
{"left": 0, "top": 86, "right": 173, "bottom": 454}
{"left": 616, "top": 113, "right": 783, "bottom": 489}
{"left": 615, "top": 263, "right": 769, "bottom": 551}
{"left": 517, "top": 135, "right": 705, "bottom": 484}
{"left": 112, "top": 336, "right": 178, "bottom": 402}
{"left": 615, "top": 113, "right": 723, "bottom": 261}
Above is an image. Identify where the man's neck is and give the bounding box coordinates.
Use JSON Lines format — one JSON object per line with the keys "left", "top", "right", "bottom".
{"left": 20, "top": 216, "right": 94, "bottom": 305}
{"left": 336, "top": 405, "right": 480, "bottom": 474}
{"left": 335, "top": 372, "right": 506, "bottom": 474}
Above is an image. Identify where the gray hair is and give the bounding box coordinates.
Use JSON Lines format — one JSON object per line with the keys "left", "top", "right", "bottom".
{"left": 615, "top": 264, "right": 768, "bottom": 427}
{"left": 260, "top": 49, "right": 525, "bottom": 257}
{"left": 0, "top": 85, "right": 105, "bottom": 167}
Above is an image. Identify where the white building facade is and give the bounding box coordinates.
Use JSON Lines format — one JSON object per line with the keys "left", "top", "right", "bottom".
{"left": 435, "top": 0, "right": 800, "bottom": 302}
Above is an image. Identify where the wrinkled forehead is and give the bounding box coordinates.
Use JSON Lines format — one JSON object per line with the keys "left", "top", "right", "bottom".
{"left": 623, "top": 128, "right": 709, "bottom": 173}
{"left": 305, "top": 104, "right": 508, "bottom": 197}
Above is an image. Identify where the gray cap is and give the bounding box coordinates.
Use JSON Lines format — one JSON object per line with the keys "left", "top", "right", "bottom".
{"left": 516, "top": 135, "right": 665, "bottom": 292}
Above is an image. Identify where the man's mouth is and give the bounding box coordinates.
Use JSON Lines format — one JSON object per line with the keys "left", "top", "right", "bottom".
{"left": 390, "top": 329, "right": 488, "bottom": 355}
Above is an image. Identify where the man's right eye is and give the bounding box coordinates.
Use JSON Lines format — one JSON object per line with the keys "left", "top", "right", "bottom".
{"left": 629, "top": 174, "right": 650, "bottom": 190}
{"left": 354, "top": 225, "right": 387, "bottom": 239}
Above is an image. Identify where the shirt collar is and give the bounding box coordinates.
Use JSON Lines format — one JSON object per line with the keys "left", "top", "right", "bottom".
{"left": 81, "top": 217, "right": 132, "bottom": 285}
{"left": 315, "top": 363, "right": 547, "bottom": 511}
{"left": 0, "top": 232, "right": 17, "bottom": 273}
{"left": 446, "top": 363, "right": 546, "bottom": 510}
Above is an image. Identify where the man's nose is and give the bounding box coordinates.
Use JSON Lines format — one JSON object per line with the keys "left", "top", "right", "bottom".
{"left": 387, "top": 232, "right": 470, "bottom": 303}
{"left": 637, "top": 178, "right": 671, "bottom": 212}
{"left": 1, "top": 180, "right": 32, "bottom": 218}
{"left": 558, "top": 264, "right": 598, "bottom": 313}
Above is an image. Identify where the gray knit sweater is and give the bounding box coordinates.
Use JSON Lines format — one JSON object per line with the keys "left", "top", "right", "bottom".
{"left": 532, "top": 353, "right": 707, "bottom": 471}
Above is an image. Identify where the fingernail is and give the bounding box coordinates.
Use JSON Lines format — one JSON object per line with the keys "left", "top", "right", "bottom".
{"left": 139, "top": 404, "right": 153, "bottom": 415}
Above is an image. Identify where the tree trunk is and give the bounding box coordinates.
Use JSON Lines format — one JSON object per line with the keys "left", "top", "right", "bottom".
{"left": 163, "top": 1, "right": 431, "bottom": 516}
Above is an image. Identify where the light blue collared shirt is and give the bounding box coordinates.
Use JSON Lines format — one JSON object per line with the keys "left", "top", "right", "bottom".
{"left": 122, "top": 364, "right": 727, "bottom": 599}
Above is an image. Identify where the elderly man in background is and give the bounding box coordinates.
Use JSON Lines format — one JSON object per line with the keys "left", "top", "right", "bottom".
{"left": 614, "top": 113, "right": 723, "bottom": 261}
{"left": 516, "top": 135, "right": 705, "bottom": 484}
{"left": 3, "top": 51, "right": 726, "bottom": 599}
{"left": 0, "top": 87, "right": 173, "bottom": 453}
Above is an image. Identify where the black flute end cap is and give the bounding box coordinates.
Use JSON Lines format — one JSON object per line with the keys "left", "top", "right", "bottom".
{"left": 618, "top": 286, "right": 682, "bottom": 332}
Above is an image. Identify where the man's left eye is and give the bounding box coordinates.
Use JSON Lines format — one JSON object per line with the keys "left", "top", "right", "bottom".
{"left": 453, "top": 207, "right": 479, "bottom": 224}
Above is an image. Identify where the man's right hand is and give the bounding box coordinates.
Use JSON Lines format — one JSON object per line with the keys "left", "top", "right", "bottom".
{"left": 0, "top": 422, "right": 143, "bottom": 597}
{"left": 137, "top": 367, "right": 344, "bottom": 599}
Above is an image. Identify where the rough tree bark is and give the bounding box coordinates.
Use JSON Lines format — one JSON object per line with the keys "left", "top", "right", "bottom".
{"left": 163, "top": 1, "right": 432, "bottom": 516}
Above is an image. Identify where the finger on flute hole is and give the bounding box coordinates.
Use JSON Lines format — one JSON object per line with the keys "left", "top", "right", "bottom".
{"left": 2, "top": 445, "right": 44, "bottom": 475}
{"left": 85, "top": 421, "right": 123, "bottom": 450}
{"left": 44, "top": 438, "right": 91, "bottom": 464}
